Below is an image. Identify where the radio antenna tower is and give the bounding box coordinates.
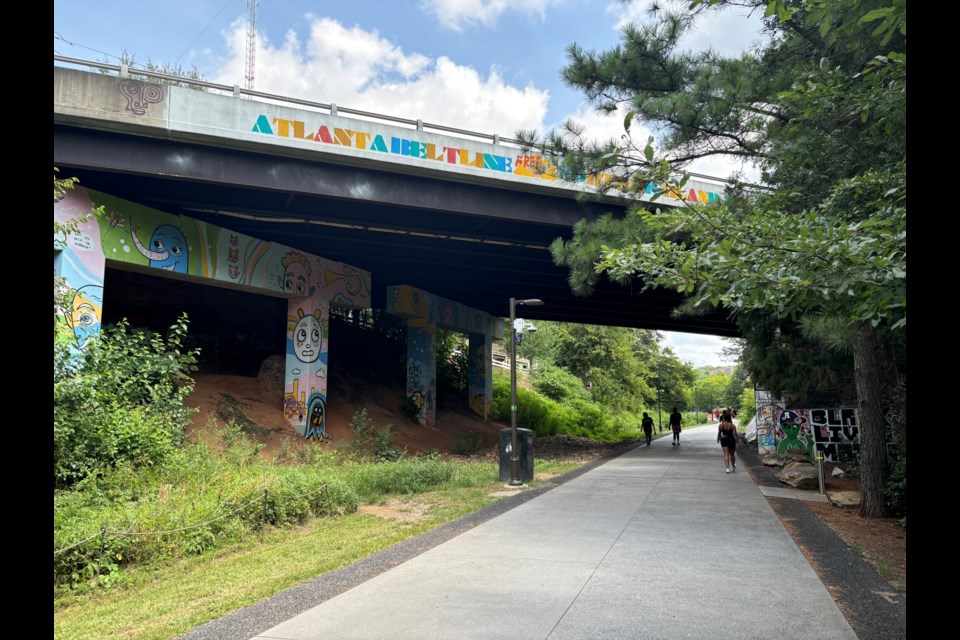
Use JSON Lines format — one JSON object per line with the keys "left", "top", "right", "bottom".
{"left": 244, "top": 0, "right": 258, "bottom": 90}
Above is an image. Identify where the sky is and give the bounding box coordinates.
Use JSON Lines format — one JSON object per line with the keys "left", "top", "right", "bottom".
{"left": 660, "top": 332, "right": 738, "bottom": 369}
{"left": 53, "top": 0, "right": 759, "bottom": 368}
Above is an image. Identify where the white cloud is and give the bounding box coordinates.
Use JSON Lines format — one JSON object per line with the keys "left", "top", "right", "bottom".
{"left": 420, "top": 0, "right": 562, "bottom": 31}
{"left": 662, "top": 331, "right": 739, "bottom": 368}
{"left": 607, "top": 0, "right": 767, "bottom": 57}
{"left": 211, "top": 17, "right": 549, "bottom": 135}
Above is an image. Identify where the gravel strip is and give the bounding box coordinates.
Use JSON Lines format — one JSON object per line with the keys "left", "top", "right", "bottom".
{"left": 737, "top": 443, "right": 906, "bottom": 640}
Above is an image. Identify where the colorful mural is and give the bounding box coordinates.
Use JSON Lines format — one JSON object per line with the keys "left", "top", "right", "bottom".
{"left": 250, "top": 114, "right": 725, "bottom": 204}
{"left": 386, "top": 285, "right": 503, "bottom": 427}
{"left": 754, "top": 388, "right": 884, "bottom": 463}
{"left": 54, "top": 186, "right": 371, "bottom": 439}
{"left": 776, "top": 409, "right": 814, "bottom": 457}
{"left": 54, "top": 188, "right": 106, "bottom": 355}
{"left": 754, "top": 389, "right": 779, "bottom": 456}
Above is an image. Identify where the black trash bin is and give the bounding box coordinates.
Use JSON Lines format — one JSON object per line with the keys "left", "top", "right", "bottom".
{"left": 499, "top": 428, "right": 534, "bottom": 482}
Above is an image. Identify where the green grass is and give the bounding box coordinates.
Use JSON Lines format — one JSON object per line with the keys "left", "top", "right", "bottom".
{"left": 54, "top": 458, "right": 585, "bottom": 640}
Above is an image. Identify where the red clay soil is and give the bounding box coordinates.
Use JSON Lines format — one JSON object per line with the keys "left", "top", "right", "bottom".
{"left": 184, "top": 371, "right": 505, "bottom": 459}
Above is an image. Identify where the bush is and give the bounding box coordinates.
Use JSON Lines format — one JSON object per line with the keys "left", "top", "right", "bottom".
{"left": 399, "top": 396, "right": 420, "bottom": 423}
{"left": 884, "top": 379, "right": 906, "bottom": 517}
{"left": 532, "top": 365, "right": 591, "bottom": 403}
{"left": 436, "top": 329, "right": 468, "bottom": 394}
{"left": 374, "top": 425, "right": 407, "bottom": 462}
{"left": 53, "top": 314, "right": 199, "bottom": 487}
{"left": 492, "top": 375, "right": 561, "bottom": 436}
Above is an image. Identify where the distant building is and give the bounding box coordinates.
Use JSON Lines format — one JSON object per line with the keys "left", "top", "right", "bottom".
{"left": 492, "top": 344, "right": 531, "bottom": 373}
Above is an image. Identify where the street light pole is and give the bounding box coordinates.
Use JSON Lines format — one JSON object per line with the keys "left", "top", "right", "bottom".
{"left": 657, "top": 386, "right": 662, "bottom": 433}
{"left": 509, "top": 297, "right": 543, "bottom": 487}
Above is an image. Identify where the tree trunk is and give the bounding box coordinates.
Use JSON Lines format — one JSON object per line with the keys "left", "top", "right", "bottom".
{"left": 853, "top": 322, "right": 889, "bottom": 518}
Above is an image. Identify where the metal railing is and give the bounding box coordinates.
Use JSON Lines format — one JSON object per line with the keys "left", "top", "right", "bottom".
{"left": 53, "top": 54, "right": 733, "bottom": 186}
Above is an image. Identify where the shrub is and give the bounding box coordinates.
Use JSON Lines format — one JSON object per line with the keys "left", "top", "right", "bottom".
{"left": 492, "top": 374, "right": 561, "bottom": 436}
{"left": 374, "top": 424, "right": 407, "bottom": 462}
{"left": 533, "top": 365, "right": 591, "bottom": 403}
{"left": 399, "top": 396, "right": 420, "bottom": 423}
{"left": 53, "top": 314, "right": 199, "bottom": 487}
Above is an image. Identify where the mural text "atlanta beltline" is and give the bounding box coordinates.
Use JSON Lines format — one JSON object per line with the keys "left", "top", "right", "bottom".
{"left": 250, "top": 115, "right": 723, "bottom": 204}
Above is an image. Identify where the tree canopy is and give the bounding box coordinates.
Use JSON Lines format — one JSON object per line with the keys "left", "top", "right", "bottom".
{"left": 530, "top": 0, "right": 905, "bottom": 517}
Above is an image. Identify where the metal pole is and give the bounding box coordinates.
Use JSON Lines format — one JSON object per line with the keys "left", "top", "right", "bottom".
{"left": 509, "top": 297, "right": 521, "bottom": 486}
{"left": 657, "top": 387, "right": 662, "bottom": 433}
{"left": 816, "top": 451, "right": 826, "bottom": 495}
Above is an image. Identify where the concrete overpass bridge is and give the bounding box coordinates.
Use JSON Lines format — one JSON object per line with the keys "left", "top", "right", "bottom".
{"left": 54, "top": 57, "right": 738, "bottom": 434}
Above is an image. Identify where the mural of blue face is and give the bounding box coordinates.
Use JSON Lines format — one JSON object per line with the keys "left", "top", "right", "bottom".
{"left": 132, "top": 224, "right": 188, "bottom": 273}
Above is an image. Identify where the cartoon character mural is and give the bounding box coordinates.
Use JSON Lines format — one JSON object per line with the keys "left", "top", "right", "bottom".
{"left": 130, "top": 223, "right": 188, "bottom": 273}
{"left": 776, "top": 409, "right": 813, "bottom": 456}
{"left": 57, "top": 186, "right": 373, "bottom": 444}
{"left": 292, "top": 309, "right": 323, "bottom": 363}
{"left": 279, "top": 252, "right": 316, "bottom": 297}
{"left": 55, "top": 187, "right": 107, "bottom": 356}
{"left": 304, "top": 393, "right": 326, "bottom": 439}
{"left": 286, "top": 303, "right": 330, "bottom": 438}
{"left": 65, "top": 285, "right": 104, "bottom": 350}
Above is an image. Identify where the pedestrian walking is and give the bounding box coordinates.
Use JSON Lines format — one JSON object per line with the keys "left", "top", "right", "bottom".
{"left": 718, "top": 410, "right": 737, "bottom": 472}
{"left": 669, "top": 407, "right": 682, "bottom": 446}
{"left": 641, "top": 412, "right": 654, "bottom": 446}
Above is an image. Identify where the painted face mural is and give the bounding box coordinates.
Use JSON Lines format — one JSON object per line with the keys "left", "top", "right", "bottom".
{"left": 131, "top": 224, "right": 188, "bottom": 273}
{"left": 777, "top": 410, "right": 810, "bottom": 455}
{"left": 293, "top": 309, "right": 323, "bottom": 363}
{"left": 66, "top": 285, "right": 103, "bottom": 350}
{"left": 279, "top": 252, "right": 315, "bottom": 297}
{"left": 304, "top": 393, "right": 326, "bottom": 439}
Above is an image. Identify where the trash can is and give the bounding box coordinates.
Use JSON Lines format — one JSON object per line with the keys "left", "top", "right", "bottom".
{"left": 499, "top": 428, "right": 534, "bottom": 482}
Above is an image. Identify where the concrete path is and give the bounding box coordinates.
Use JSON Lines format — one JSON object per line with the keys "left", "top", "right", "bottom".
{"left": 250, "top": 425, "right": 858, "bottom": 640}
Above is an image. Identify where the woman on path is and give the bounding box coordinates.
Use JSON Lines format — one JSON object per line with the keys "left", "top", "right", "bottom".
{"left": 718, "top": 411, "right": 738, "bottom": 473}
{"left": 669, "top": 407, "right": 682, "bottom": 446}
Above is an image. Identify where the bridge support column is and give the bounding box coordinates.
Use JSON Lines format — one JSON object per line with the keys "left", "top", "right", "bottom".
{"left": 54, "top": 187, "right": 106, "bottom": 357}
{"left": 405, "top": 323, "right": 438, "bottom": 427}
{"left": 284, "top": 295, "right": 329, "bottom": 439}
{"left": 387, "top": 284, "right": 502, "bottom": 428}
{"left": 468, "top": 331, "right": 493, "bottom": 421}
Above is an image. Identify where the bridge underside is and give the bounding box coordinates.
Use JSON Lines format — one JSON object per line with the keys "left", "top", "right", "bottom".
{"left": 54, "top": 124, "right": 739, "bottom": 337}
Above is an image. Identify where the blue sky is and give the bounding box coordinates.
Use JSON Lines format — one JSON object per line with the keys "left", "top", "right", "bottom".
{"left": 54, "top": 0, "right": 756, "bottom": 367}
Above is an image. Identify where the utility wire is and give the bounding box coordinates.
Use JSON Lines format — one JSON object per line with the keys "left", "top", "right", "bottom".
{"left": 265, "top": 0, "right": 329, "bottom": 103}
{"left": 173, "top": 0, "right": 235, "bottom": 67}
{"left": 54, "top": 31, "right": 124, "bottom": 63}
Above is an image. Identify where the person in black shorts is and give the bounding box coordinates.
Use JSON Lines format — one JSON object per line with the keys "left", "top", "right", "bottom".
{"left": 718, "top": 410, "right": 737, "bottom": 472}
{"left": 669, "top": 407, "right": 682, "bottom": 446}
{"left": 641, "top": 412, "right": 654, "bottom": 446}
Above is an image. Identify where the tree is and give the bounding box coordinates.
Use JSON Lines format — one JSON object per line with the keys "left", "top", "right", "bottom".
{"left": 535, "top": 0, "right": 904, "bottom": 516}
{"left": 99, "top": 49, "right": 208, "bottom": 91}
